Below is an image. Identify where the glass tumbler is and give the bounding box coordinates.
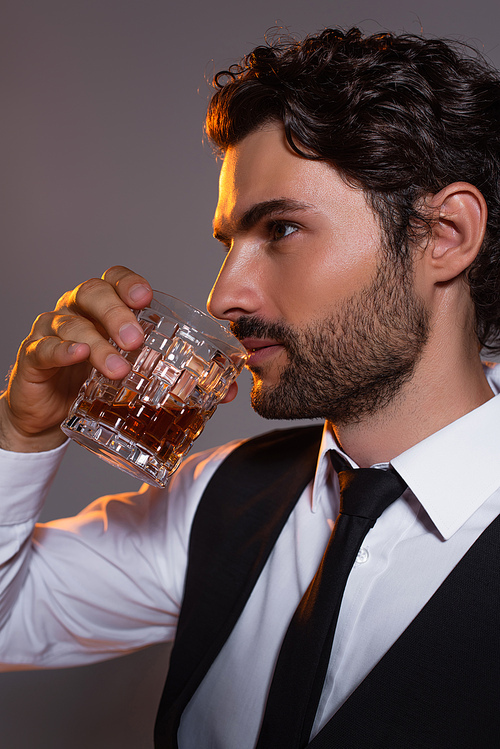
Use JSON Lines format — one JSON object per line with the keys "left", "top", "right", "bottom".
{"left": 61, "top": 292, "right": 248, "bottom": 487}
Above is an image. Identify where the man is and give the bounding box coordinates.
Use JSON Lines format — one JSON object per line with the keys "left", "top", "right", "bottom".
{"left": 1, "top": 27, "right": 500, "bottom": 748}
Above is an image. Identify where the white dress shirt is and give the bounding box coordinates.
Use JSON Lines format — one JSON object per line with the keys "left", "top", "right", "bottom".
{"left": 1, "top": 363, "right": 500, "bottom": 749}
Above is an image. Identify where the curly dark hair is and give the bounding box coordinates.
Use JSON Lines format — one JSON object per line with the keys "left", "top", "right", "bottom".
{"left": 206, "top": 27, "right": 500, "bottom": 353}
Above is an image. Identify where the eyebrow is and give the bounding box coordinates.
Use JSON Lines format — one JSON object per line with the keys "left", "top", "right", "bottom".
{"left": 213, "top": 198, "right": 313, "bottom": 245}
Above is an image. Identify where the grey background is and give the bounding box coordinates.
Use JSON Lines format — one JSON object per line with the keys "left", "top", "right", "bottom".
{"left": 1, "top": 0, "right": 500, "bottom": 746}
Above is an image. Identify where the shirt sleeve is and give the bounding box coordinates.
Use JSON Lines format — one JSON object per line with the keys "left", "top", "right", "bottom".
{"left": 0, "top": 439, "right": 242, "bottom": 669}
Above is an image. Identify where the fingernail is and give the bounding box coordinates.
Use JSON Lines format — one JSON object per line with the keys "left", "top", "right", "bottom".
{"left": 106, "top": 354, "right": 127, "bottom": 373}
{"left": 129, "top": 284, "right": 151, "bottom": 303}
{"left": 119, "top": 323, "right": 143, "bottom": 346}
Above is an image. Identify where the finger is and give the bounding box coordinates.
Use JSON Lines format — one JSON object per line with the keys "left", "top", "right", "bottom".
{"left": 52, "top": 313, "right": 134, "bottom": 379}
{"left": 28, "top": 338, "right": 90, "bottom": 370}
{"left": 19, "top": 338, "right": 91, "bottom": 382}
{"left": 101, "top": 265, "right": 153, "bottom": 309}
{"left": 58, "top": 277, "right": 146, "bottom": 351}
{"left": 220, "top": 381, "right": 238, "bottom": 403}
{"left": 28, "top": 309, "right": 132, "bottom": 380}
{"left": 5, "top": 337, "right": 95, "bottom": 442}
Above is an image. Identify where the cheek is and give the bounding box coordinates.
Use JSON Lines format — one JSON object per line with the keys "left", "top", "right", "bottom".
{"left": 268, "top": 267, "right": 336, "bottom": 324}
{"left": 275, "top": 252, "right": 378, "bottom": 323}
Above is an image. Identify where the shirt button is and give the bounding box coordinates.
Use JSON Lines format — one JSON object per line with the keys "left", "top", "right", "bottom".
{"left": 355, "top": 547, "right": 369, "bottom": 565}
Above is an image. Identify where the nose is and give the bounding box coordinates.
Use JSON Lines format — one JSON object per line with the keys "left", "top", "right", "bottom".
{"left": 207, "top": 244, "right": 264, "bottom": 322}
{"left": 207, "top": 248, "right": 261, "bottom": 321}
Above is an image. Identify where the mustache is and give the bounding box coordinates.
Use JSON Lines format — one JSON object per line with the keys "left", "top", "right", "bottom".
{"left": 230, "top": 316, "right": 295, "bottom": 346}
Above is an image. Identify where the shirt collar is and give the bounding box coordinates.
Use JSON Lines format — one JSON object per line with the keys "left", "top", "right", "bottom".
{"left": 311, "top": 393, "right": 500, "bottom": 540}
{"left": 391, "top": 394, "right": 500, "bottom": 539}
{"left": 311, "top": 424, "right": 353, "bottom": 513}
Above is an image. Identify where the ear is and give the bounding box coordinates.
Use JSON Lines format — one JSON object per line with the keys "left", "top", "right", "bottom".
{"left": 425, "top": 182, "right": 487, "bottom": 283}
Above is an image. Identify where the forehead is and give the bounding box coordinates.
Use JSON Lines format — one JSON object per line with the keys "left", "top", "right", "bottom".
{"left": 214, "top": 123, "right": 370, "bottom": 229}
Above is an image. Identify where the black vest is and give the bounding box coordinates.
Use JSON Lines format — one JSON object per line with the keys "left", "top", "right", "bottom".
{"left": 154, "top": 426, "right": 500, "bottom": 748}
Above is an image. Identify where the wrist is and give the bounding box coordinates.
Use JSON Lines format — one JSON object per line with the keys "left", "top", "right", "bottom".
{"left": 0, "top": 394, "right": 67, "bottom": 453}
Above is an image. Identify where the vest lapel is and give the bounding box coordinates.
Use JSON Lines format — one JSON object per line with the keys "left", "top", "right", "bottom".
{"left": 154, "top": 425, "right": 323, "bottom": 748}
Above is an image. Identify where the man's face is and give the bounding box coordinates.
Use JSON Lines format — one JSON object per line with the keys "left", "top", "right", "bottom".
{"left": 208, "top": 123, "right": 429, "bottom": 424}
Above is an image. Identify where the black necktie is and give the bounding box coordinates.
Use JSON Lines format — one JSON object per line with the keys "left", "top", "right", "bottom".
{"left": 255, "top": 451, "right": 407, "bottom": 749}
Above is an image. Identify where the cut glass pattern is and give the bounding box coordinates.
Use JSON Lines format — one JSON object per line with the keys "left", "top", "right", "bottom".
{"left": 61, "top": 296, "right": 247, "bottom": 487}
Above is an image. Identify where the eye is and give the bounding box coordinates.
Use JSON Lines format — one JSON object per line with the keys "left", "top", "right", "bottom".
{"left": 270, "top": 221, "right": 298, "bottom": 241}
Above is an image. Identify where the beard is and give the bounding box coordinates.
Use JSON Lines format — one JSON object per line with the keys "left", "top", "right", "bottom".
{"left": 230, "top": 260, "right": 430, "bottom": 425}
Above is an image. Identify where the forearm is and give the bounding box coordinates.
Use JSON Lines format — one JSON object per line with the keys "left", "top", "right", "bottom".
{"left": 0, "top": 443, "right": 67, "bottom": 631}
{"left": 0, "top": 431, "right": 231, "bottom": 669}
{"left": 0, "top": 444, "right": 193, "bottom": 668}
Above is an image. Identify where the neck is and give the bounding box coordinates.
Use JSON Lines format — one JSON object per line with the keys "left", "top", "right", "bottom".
{"left": 330, "top": 341, "right": 494, "bottom": 468}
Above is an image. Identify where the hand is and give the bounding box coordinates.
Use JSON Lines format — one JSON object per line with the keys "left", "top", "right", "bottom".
{"left": 0, "top": 266, "right": 153, "bottom": 452}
